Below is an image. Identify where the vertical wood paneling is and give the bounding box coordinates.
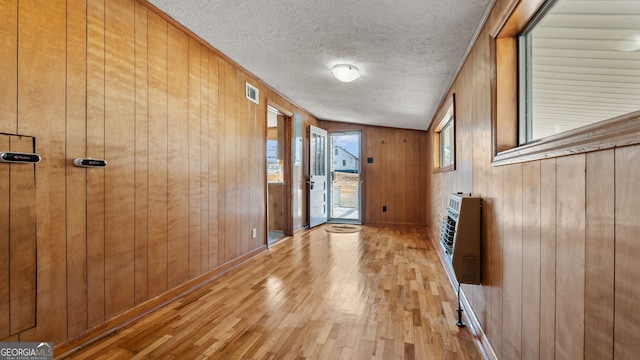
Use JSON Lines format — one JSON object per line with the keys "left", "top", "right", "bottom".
{"left": 0, "top": 136, "right": 8, "bottom": 339}
{"left": 488, "top": 165, "right": 503, "bottom": 359}
{"left": 200, "top": 45, "right": 210, "bottom": 272}
{"left": 249, "top": 85, "right": 262, "bottom": 249}
{"left": 407, "top": 132, "right": 419, "bottom": 224}
{"left": 462, "top": 49, "right": 479, "bottom": 315}
{"left": 86, "top": 0, "right": 107, "bottom": 328}
{"left": 146, "top": 11, "right": 168, "bottom": 298}
{"left": 238, "top": 72, "right": 250, "bottom": 254}
{"left": 66, "top": 0, "right": 88, "bottom": 337}
{"left": 502, "top": 163, "right": 522, "bottom": 359}
{"left": 539, "top": 158, "right": 556, "bottom": 360}
{"left": 555, "top": 155, "right": 585, "bottom": 360}
{"left": 223, "top": 60, "right": 238, "bottom": 262}
{"left": 585, "top": 150, "right": 614, "bottom": 360}
{"left": 8, "top": 136, "right": 36, "bottom": 335}
{"left": 18, "top": 0, "right": 67, "bottom": 342}
{"left": 319, "top": 122, "right": 427, "bottom": 226}
{"left": 472, "top": 27, "right": 491, "bottom": 330}
{"left": 167, "top": 24, "right": 189, "bottom": 288}
{"left": 208, "top": 52, "right": 220, "bottom": 270}
{"left": 368, "top": 127, "right": 381, "bottom": 224}
{"left": 188, "top": 38, "right": 202, "bottom": 278}
{"left": 239, "top": 74, "right": 251, "bottom": 252}
{"left": 0, "top": 0, "right": 17, "bottom": 134}
{"left": 394, "top": 131, "right": 408, "bottom": 223}
{"left": 457, "top": 62, "right": 473, "bottom": 193}
{"left": 364, "top": 127, "right": 381, "bottom": 224}
{"left": 257, "top": 95, "right": 267, "bottom": 244}
{"left": 382, "top": 133, "right": 395, "bottom": 223}
{"left": 252, "top": 83, "right": 261, "bottom": 246}
{"left": 0, "top": 0, "right": 309, "bottom": 347}
{"left": 521, "top": 161, "right": 540, "bottom": 360}
{"left": 614, "top": 146, "right": 640, "bottom": 358}
{"left": 426, "top": 2, "right": 640, "bottom": 360}
{"left": 104, "top": 0, "right": 136, "bottom": 319}
{"left": 417, "top": 134, "right": 429, "bottom": 225}
{"left": 217, "top": 57, "right": 227, "bottom": 267}
{"left": 133, "top": 0, "right": 149, "bottom": 306}
{"left": 248, "top": 82, "right": 260, "bottom": 250}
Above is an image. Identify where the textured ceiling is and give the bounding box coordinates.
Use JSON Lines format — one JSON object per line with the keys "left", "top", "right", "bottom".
{"left": 148, "top": 0, "right": 494, "bottom": 130}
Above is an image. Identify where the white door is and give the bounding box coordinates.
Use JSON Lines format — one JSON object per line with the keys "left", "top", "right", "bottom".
{"left": 309, "top": 125, "right": 328, "bottom": 228}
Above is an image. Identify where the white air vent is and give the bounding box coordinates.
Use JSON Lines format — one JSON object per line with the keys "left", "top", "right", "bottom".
{"left": 246, "top": 82, "right": 259, "bottom": 104}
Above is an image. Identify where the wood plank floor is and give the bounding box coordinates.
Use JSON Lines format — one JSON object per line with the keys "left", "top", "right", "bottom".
{"left": 62, "top": 226, "right": 483, "bottom": 359}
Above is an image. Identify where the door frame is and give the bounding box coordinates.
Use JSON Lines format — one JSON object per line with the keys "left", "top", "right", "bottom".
{"left": 328, "top": 129, "right": 362, "bottom": 224}
{"left": 265, "top": 103, "right": 294, "bottom": 242}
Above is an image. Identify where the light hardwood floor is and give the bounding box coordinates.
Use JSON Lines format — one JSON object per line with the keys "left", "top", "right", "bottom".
{"left": 62, "top": 226, "right": 483, "bottom": 359}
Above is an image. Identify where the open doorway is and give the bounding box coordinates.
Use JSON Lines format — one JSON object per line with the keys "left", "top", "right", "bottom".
{"left": 329, "top": 131, "right": 361, "bottom": 223}
{"left": 266, "top": 105, "right": 293, "bottom": 245}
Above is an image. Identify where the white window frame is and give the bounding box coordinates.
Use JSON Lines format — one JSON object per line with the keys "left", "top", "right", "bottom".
{"left": 433, "top": 94, "right": 456, "bottom": 172}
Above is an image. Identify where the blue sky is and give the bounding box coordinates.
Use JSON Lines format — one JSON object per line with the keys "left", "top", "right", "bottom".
{"left": 332, "top": 134, "right": 360, "bottom": 158}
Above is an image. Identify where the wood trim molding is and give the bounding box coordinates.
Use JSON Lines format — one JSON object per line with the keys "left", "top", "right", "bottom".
{"left": 433, "top": 94, "right": 455, "bottom": 133}
{"left": 136, "top": 0, "right": 313, "bottom": 121}
{"left": 56, "top": 246, "right": 267, "bottom": 358}
{"left": 490, "top": 0, "right": 546, "bottom": 38}
{"left": 427, "top": 231, "right": 498, "bottom": 360}
{"left": 490, "top": 0, "right": 520, "bottom": 38}
{"left": 492, "top": 110, "right": 640, "bottom": 166}
{"left": 495, "top": 38, "right": 518, "bottom": 153}
{"left": 365, "top": 222, "right": 427, "bottom": 228}
{"left": 433, "top": 165, "right": 455, "bottom": 174}
{"left": 267, "top": 102, "right": 294, "bottom": 118}
{"left": 432, "top": 94, "right": 456, "bottom": 172}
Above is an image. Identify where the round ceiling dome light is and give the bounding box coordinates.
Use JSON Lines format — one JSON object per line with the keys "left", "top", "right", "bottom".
{"left": 331, "top": 64, "right": 360, "bottom": 82}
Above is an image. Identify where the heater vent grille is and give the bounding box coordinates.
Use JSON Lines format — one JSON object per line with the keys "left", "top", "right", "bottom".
{"left": 439, "top": 193, "right": 482, "bottom": 285}
{"left": 246, "top": 82, "right": 259, "bottom": 104}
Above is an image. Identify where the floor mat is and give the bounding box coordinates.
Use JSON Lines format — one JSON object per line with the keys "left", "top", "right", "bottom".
{"left": 324, "top": 224, "right": 362, "bottom": 233}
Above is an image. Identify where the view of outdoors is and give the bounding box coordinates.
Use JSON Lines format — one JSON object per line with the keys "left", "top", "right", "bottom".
{"left": 266, "top": 139, "right": 284, "bottom": 182}
{"left": 330, "top": 133, "right": 360, "bottom": 221}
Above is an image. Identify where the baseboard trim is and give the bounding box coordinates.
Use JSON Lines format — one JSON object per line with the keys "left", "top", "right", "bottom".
{"left": 364, "top": 222, "right": 427, "bottom": 228}
{"left": 56, "top": 245, "right": 266, "bottom": 358}
{"left": 427, "top": 231, "right": 498, "bottom": 360}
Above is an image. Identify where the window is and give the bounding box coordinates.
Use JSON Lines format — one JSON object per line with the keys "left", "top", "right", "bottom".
{"left": 492, "top": 0, "right": 640, "bottom": 165}
{"left": 312, "top": 133, "right": 326, "bottom": 176}
{"left": 439, "top": 120, "right": 454, "bottom": 167}
{"left": 266, "top": 139, "right": 284, "bottom": 182}
{"left": 342, "top": 160, "right": 346, "bottom": 166}
{"left": 519, "top": 0, "right": 640, "bottom": 143}
{"left": 433, "top": 95, "right": 455, "bottom": 172}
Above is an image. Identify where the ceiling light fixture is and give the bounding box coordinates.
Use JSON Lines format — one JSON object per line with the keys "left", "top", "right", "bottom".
{"left": 331, "top": 64, "right": 360, "bottom": 82}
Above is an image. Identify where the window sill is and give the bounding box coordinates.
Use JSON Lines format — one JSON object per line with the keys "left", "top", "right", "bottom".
{"left": 433, "top": 165, "right": 455, "bottom": 173}
{"left": 492, "top": 110, "right": 640, "bottom": 166}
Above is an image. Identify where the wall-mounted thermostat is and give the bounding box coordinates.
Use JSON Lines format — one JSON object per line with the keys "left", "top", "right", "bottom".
{"left": 73, "top": 158, "right": 107, "bottom": 168}
{"left": 0, "top": 152, "right": 41, "bottom": 164}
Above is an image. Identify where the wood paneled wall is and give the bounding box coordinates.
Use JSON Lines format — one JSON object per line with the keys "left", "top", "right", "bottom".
{"left": 428, "top": 0, "right": 640, "bottom": 358}
{"left": 267, "top": 183, "right": 286, "bottom": 231}
{"left": 0, "top": 135, "right": 37, "bottom": 338}
{"left": 0, "top": 0, "right": 317, "bottom": 347}
{"left": 319, "top": 121, "right": 429, "bottom": 226}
